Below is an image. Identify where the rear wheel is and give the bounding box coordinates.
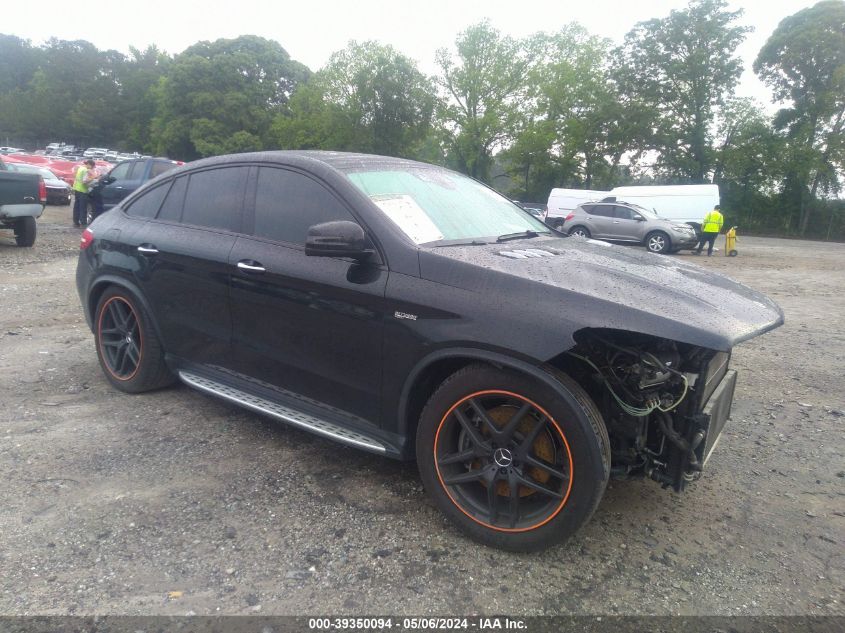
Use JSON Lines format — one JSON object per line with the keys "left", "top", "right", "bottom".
{"left": 416, "top": 364, "right": 609, "bottom": 551}
{"left": 646, "top": 231, "right": 671, "bottom": 254}
{"left": 94, "top": 287, "right": 175, "bottom": 393}
{"left": 14, "top": 216, "right": 36, "bottom": 247}
{"left": 568, "top": 226, "right": 590, "bottom": 239}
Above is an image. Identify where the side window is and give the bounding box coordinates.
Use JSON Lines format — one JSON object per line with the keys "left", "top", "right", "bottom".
{"left": 614, "top": 206, "right": 634, "bottom": 220}
{"left": 157, "top": 176, "right": 188, "bottom": 222}
{"left": 589, "top": 205, "right": 613, "bottom": 218}
{"left": 149, "top": 161, "right": 176, "bottom": 179}
{"left": 126, "top": 161, "right": 146, "bottom": 180}
{"left": 253, "top": 167, "right": 354, "bottom": 244}
{"left": 181, "top": 167, "right": 248, "bottom": 232}
{"left": 108, "top": 162, "right": 132, "bottom": 181}
{"left": 124, "top": 182, "right": 170, "bottom": 218}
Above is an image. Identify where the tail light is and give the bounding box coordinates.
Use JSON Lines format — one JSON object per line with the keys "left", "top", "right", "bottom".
{"left": 80, "top": 228, "right": 94, "bottom": 250}
{"left": 564, "top": 212, "right": 575, "bottom": 222}
{"left": 38, "top": 177, "right": 47, "bottom": 204}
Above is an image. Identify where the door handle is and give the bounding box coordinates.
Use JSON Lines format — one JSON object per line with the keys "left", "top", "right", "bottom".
{"left": 137, "top": 244, "right": 159, "bottom": 254}
{"left": 612, "top": 221, "right": 620, "bottom": 224}
{"left": 237, "top": 260, "right": 265, "bottom": 273}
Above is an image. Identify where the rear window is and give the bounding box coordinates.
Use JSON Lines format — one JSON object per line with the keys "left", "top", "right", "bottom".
{"left": 157, "top": 176, "right": 187, "bottom": 222}
{"left": 149, "top": 161, "right": 176, "bottom": 179}
{"left": 125, "top": 182, "right": 169, "bottom": 218}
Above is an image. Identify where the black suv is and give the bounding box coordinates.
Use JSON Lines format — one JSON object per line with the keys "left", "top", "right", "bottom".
{"left": 76, "top": 152, "right": 783, "bottom": 551}
{"left": 92, "top": 157, "right": 179, "bottom": 218}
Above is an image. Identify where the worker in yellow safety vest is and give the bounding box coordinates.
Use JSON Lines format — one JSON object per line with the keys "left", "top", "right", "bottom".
{"left": 695, "top": 205, "right": 724, "bottom": 256}
{"left": 72, "top": 159, "right": 97, "bottom": 228}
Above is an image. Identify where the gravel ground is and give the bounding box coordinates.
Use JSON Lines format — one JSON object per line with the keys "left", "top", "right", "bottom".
{"left": 0, "top": 206, "right": 843, "bottom": 616}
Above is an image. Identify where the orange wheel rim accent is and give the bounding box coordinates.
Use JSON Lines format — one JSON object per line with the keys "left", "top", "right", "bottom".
{"left": 97, "top": 296, "right": 143, "bottom": 381}
{"left": 433, "top": 390, "right": 574, "bottom": 533}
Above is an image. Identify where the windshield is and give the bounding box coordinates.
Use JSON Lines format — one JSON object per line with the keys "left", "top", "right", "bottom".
{"left": 345, "top": 168, "right": 549, "bottom": 244}
{"left": 626, "top": 203, "right": 659, "bottom": 218}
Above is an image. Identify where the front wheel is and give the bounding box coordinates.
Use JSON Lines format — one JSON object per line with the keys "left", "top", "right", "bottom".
{"left": 646, "top": 231, "right": 671, "bottom": 254}
{"left": 416, "top": 364, "right": 609, "bottom": 551}
{"left": 94, "top": 287, "right": 175, "bottom": 393}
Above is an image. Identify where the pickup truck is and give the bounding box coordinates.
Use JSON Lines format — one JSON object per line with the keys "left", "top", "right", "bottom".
{"left": 0, "top": 159, "right": 46, "bottom": 247}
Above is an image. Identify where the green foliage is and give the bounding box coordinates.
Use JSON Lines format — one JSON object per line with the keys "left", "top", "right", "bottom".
{"left": 150, "top": 35, "right": 309, "bottom": 159}
{"left": 754, "top": 0, "right": 845, "bottom": 235}
{"left": 436, "top": 21, "right": 534, "bottom": 182}
{"left": 615, "top": 0, "right": 751, "bottom": 182}
{"left": 272, "top": 40, "right": 435, "bottom": 158}
{"left": 0, "top": 2, "right": 843, "bottom": 239}
{"left": 509, "top": 25, "right": 638, "bottom": 192}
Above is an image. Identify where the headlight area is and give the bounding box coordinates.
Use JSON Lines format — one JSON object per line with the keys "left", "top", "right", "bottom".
{"left": 550, "top": 329, "right": 732, "bottom": 492}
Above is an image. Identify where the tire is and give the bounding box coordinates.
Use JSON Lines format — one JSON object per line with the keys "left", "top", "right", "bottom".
{"left": 728, "top": 249, "right": 738, "bottom": 257}
{"left": 568, "top": 226, "right": 591, "bottom": 239}
{"left": 14, "top": 216, "right": 36, "bottom": 247}
{"left": 645, "top": 231, "right": 671, "bottom": 254}
{"left": 94, "top": 287, "right": 175, "bottom": 393}
{"left": 416, "top": 364, "right": 610, "bottom": 552}
{"left": 86, "top": 205, "right": 95, "bottom": 226}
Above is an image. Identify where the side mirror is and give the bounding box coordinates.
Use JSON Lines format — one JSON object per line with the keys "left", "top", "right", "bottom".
{"left": 102, "top": 175, "right": 116, "bottom": 185}
{"left": 305, "top": 220, "right": 373, "bottom": 260}
{"left": 634, "top": 215, "right": 646, "bottom": 221}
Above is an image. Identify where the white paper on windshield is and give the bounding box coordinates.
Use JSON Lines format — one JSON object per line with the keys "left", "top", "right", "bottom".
{"left": 370, "top": 194, "right": 444, "bottom": 244}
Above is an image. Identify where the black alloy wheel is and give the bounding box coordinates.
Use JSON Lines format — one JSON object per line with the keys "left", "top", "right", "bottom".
{"left": 434, "top": 390, "right": 573, "bottom": 531}
{"left": 417, "top": 364, "right": 610, "bottom": 551}
{"left": 98, "top": 295, "right": 142, "bottom": 380}
{"left": 94, "top": 287, "right": 175, "bottom": 393}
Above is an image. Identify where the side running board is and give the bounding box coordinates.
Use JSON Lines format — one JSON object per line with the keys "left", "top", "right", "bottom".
{"left": 179, "top": 371, "right": 387, "bottom": 454}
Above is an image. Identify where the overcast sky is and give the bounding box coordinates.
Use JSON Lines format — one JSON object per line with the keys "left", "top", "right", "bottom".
{"left": 3, "top": 0, "right": 818, "bottom": 108}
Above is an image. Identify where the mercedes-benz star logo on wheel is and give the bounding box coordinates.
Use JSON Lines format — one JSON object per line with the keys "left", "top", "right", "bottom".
{"left": 493, "top": 448, "right": 513, "bottom": 468}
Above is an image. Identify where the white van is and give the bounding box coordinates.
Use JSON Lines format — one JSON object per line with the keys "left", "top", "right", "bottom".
{"left": 546, "top": 188, "right": 609, "bottom": 228}
{"left": 608, "top": 184, "right": 719, "bottom": 228}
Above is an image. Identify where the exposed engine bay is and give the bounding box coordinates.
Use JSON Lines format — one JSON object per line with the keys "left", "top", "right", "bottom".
{"left": 557, "top": 329, "right": 736, "bottom": 491}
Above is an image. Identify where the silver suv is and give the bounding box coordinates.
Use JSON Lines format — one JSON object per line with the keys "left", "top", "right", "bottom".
{"left": 562, "top": 201, "right": 698, "bottom": 254}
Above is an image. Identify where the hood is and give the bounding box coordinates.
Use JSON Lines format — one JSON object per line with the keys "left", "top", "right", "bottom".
{"left": 418, "top": 236, "right": 784, "bottom": 352}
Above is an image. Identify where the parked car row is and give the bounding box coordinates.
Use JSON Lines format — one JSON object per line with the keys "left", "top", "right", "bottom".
{"left": 1, "top": 151, "right": 180, "bottom": 206}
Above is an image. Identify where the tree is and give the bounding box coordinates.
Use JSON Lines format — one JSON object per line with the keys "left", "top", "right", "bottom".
{"left": 0, "top": 35, "right": 41, "bottom": 93}
{"left": 436, "top": 21, "right": 534, "bottom": 182}
{"left": 711, "top": 98, "right": 787, "bottom": 230}
{"left": 754, "top": 0, "right": 845, "bottom": 235}
{"left": 150, "top": 35, "right": 309, "bottom": 159}
{"left": 520, "top": 25, "right": 641, "bottom": 191}
{"left": 274, "top": 41, "right": 436, "bottom": 158}
{"left": 615, "top": 0, "right": 751, "bottom": 182}
{"left": 115, "top": 46, "right": 172, "bottom": 151}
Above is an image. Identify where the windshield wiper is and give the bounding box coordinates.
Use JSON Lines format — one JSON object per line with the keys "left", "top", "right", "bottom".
{"left": 429, "top": 238, "right": 491, "bottom": 247}
{"left": 497, "top": 230, "right": 540, "bottom": 243}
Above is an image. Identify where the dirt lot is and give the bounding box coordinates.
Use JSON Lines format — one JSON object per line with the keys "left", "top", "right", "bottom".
{"left": 0, "top": 206, "right": 843, "bottom": 616}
